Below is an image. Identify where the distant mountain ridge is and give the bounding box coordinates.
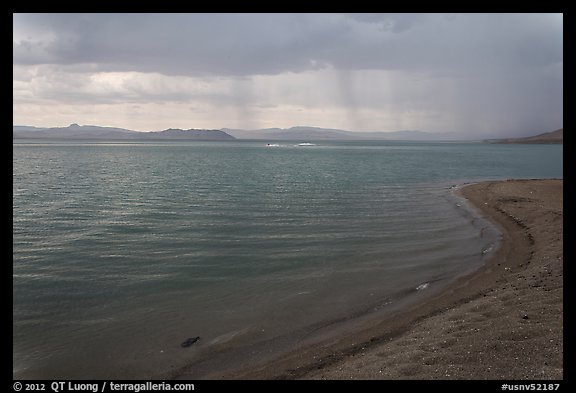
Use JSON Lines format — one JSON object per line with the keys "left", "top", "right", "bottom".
{"left": 13, "top": 124, "right": 235, "bottom": 140}
{"left": 487, "top": 128, "right": 563, "bottom": 144}
{"left": 14, "top": 124, "right": 563, "bottom": 143}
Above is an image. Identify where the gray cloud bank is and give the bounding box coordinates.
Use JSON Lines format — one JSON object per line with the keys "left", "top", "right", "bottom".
{"left": 14, "top": 13, "right": 562, "bottom": 77}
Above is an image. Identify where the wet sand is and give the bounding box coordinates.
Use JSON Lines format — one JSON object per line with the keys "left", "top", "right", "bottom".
{"left": 219, "top": 179, "right": 563, "bottom": 380}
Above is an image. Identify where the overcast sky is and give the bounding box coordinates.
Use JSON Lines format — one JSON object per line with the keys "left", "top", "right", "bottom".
{"left": 13, "top": 13, "right": 563, "bottom": 137}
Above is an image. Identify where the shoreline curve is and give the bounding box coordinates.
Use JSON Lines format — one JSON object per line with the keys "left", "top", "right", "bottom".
{"left": 206, "top": 179, "right": 562, "bottom": 380}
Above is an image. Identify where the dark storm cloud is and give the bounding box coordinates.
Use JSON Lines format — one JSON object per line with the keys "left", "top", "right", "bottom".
{"left": 14, "top": 13, "right": 562, "bottom": 77}
{"left": 14, "top": 13, "right": 333, "bottom": 76}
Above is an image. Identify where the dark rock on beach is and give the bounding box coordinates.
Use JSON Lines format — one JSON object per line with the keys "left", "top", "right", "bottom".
{"left": 181, "top": 337, "right": 200, "bottom": 348}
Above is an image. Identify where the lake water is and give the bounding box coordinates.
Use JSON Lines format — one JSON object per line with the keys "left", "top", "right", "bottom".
{"left": 12, "top": 140, "right": 563, "bottom": 379}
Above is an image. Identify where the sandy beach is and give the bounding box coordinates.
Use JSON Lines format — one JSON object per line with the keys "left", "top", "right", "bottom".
{"left": 218, "top": 179, "right": 563, "bottom": 380}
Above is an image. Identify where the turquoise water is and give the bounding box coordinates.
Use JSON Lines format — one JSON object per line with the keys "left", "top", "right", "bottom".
{"left": 13, "top": 140, "right": 563, "bottom": 379}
